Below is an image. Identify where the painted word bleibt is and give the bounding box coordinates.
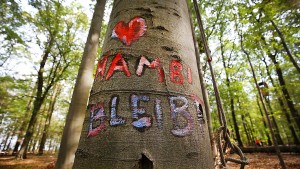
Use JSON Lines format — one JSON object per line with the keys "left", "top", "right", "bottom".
{"left": 88, "top": 94, "right": 205, "bottom": 137}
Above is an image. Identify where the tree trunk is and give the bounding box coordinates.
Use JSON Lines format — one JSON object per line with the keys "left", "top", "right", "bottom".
{"left": 55, "top": 1, "right": 107, "bottom": 168}
{"left": 270, "top": 20, "right": 300, "bottom": 74}
{"left": 16, "top": 35, "right": 55, "bottom": 159}
{"left": 38, "top": 85, "right": 61, "bottom": 155}
{"left": 246, "top": 112, "right": 256, "bottom": 145}
{"left": 2, "top": 124, "right": 18, "bottom": 154}
{"left": 241, "top": 114, "right": 251, "bottom": 146}
{"left": 31, "top": 118, "right": 44, "bottom": 154}
{"left": 241, "top": 34, "right": 286, "bottom": 169}
{"left": 12, "top": 85, "right": 36, "bottom": 155}
{"left": 73, "top": 0, "right": 214, "bottom": 169}
{"left": 265, "top": 98, "right": 284, "bottom": 145}
{"left": 2, "top": 131, "right": 11, "bottom": 151}
{"left": 219, "top": 33, "right": 243, "bottom": 147}
{"left": 189, "top": 6, "right": 215, "bottom": 155}
{"left": 268, "top": 53, "right": 300, "bottom": 130}
{"left": 262, "top": 56, "right": 299, "bottom": 145}
{"left": 256, "top": 96, "right": 272, "bottom": 145}
{"left": 48, "top": 139, "right": 52, "bottom": 153}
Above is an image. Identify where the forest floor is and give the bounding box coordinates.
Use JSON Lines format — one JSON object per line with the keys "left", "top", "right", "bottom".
{"left": 0, "top": 153, "right": 299, "bottom": 169}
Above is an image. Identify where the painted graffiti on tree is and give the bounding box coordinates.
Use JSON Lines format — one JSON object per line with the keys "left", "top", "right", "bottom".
{"left": 95, "top": 55, "right": 108, "bottom": 80}
{"left": 88, "top": 94, "right": 205, "bottom": 138}
{"left": 170, "top": 60, "right": 184, "bottom": 84}
{"left": 88, "top": 103, "right": 106, "bottom": 137}
{"left": 154, "top": 98, "right": 163, "bottom": 129}
{"left": 169, "top": 96, "right": 194, "bottom": 137}
{"left": 95, "top": 53, "right": 193, "bottom": 84}
{"left": 106, "top": 52, "right": 131, "bottom": 80}
{"left": 111, "top": 16, "right": 147, "bottom": 46}
{"left": 89, "top": 16, "right": 205, "bottom": 138}
{"left": 136, "top": 56, "right": 165, "bottom": 82}
{"left": 131, "top": 94, "right": 152, "bottom": 129}
{"left": 109, "top": 96, "right": 126, "bottom": 126}
{"left": 191, "top": 94, "right": 205, "bottom": 137}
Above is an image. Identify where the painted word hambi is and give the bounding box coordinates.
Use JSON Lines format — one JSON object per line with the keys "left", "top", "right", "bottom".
{"left": 95, "top": 52, "right": 193, "bottom": 84}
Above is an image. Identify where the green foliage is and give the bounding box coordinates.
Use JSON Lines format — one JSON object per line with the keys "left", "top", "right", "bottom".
{"left": 0, "top": 0, "right": 92, "bottom": 152}
{"left": 0, "top": 0, "right": 26, "bottom": 66}
{"left": 199, "top": 0, "right": 300, "bottom": 145}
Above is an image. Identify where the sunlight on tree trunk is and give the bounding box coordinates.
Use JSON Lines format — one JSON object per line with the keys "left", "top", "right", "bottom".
{"left": 55, "top": 0, "right": 107, "bottom": 168}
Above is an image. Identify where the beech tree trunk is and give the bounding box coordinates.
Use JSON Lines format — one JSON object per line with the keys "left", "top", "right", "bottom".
{"left": 73, "top": 0, "right": 214, "bottom": 169}
{"left": 241, "top": 34, "right": 287, "bottom": 169}
{"left": 38, "top": 85, "right": 61, "bottom": 155}
{"left": 55, "top": 1, "right": 107, "bottom": 169}
{"left": 219, "top": 27, "right": 243, "bottom": 147}
{"left": 256, "top": 96, "right": 272, "bottom": 145}
{"left": 265, "top": 98, "right": 284, "bottom": 145}
{"left": 12, "top": 85, "right": 36, "bottom": 155}
{"left": 2, "top": 130, "right": 11, "bottom": 151}
{"left": 241, "top": 114, "right": 251, "bottom": 145}
{"left": 268, "top": 53, "right": 300, "bottom": 130}
{"left": 270, "top": 20, "right": 300, "bottom": 74}
{"left": 262, "top": 56, "right": 299, "bottom": 145}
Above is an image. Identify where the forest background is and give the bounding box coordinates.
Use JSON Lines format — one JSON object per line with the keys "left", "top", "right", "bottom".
{"left": 0, "top": 0, "right": 299, "bottom": 168}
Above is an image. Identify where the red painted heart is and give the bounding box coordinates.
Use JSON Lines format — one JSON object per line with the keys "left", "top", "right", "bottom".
{"left": 111, "top": 16, "right": 147, "bottom": 46}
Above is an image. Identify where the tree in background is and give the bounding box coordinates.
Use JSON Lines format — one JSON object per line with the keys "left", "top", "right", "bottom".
{"left": 55, "top": 0, "right": 107, "bottom": 168}
{"left": 16, "top": 0, "right": 88, "bottom": 159}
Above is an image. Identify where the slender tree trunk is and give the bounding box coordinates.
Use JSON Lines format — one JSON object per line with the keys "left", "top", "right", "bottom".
{"left": 241, "top": 34, "right": 286, "bottom": 169}
{"left": 3, "top": 124, "right": 18, "bottom": 154}
{"left": 241, "top": 114, "right": 251, "bottom": 146}
{"left": 55, "top": 1, "right": 107, "bottom": 168}
{"left": 268, "top": 53, "right": 300, "bottom": 130}
{"left": 38, "top": 85, "right": 61, "bottom": 155}
{"left": 219, "top": 34, "right": 243, "bottom": 147}
{"left": 12, "top": 85, "right": 36, "bottom": 155}
{"left": 2, "top": 132, "right": 11, "bottom": 151}
{"left": 16, "top": 36, "right": 55, "bottom": 159}
{"left": 189, "top": 5, "right": 215, "bottom": 155}
{"left": 48, "top": 139, "right": 52, "bottom": 153}
{"left": 31, "top": 139, "right": 37, "bottom": 153}
{"left": 256, "top": 96, "right": 272, "bottom": 145}
{"left": 5, "top": 137, "right": 13, "bottom": 153}
{"left": 247, "top": 112, "right": 256, "bottom": 145}
{"left": 265, "top": 98, "right": 284, "bottom": 145}
{"left": 73, "top": 0, "right": 214, "bottom": 168}
{"left": 262, "top": 57, "right": 299, "bottom": 145}
{"left": 270, "top": 20, "right": 300, "bottom": 74}
{"left": 31, "top": 118, "right": 43, "bottom": 154}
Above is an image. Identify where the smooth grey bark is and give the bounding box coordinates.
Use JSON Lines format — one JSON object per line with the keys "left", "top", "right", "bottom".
{"left": 55, "top": 1, "right": 107, "bottom": 168}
